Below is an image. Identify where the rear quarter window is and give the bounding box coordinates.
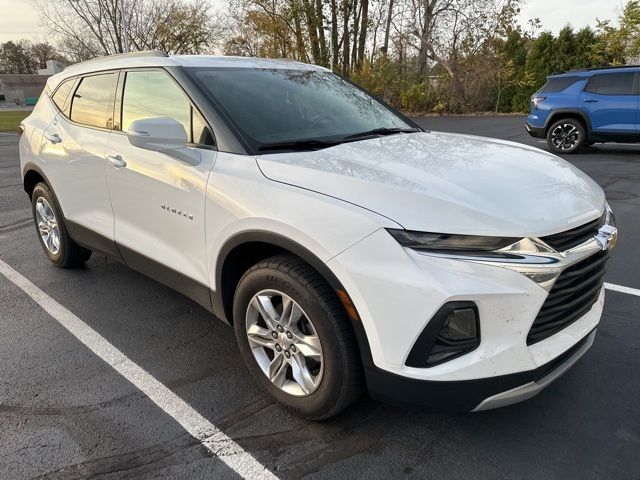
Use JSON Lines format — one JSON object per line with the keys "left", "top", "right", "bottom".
{"left": 70, "top": 73, "right": 119, "bottom": 129}
{"left": 51, "top": 78, "right": 75, "bottom": 115}
{"left": 540, "top": 77, "right": 583, "bottom": 93}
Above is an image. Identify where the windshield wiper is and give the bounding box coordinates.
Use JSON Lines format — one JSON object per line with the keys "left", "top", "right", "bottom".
{"left": 257, "top": 127, "right": 421, "bottom": 152}
{"left": 342, "top": 127, "right": 420, "bottom": 140}
{"left": 258, "top": 138, "right": 341, "bottom": 152}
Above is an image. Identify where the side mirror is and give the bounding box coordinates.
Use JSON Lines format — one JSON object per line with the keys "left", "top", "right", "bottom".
{"left": 126, "top": 117, "right": 201, "bottom": 166}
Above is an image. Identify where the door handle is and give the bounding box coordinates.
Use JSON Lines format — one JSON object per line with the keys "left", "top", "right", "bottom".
{"left": 583, "top": 99, "right": 598, "bottom": 103}
{"left": 106, "top": 155, "right": 127, "bottom": 168}
{"left": 45, "top": 132, "right": 62, "bottom": 144}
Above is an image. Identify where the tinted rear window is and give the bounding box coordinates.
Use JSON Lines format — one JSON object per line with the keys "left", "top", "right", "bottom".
{"left": 540, "top": 77, "right": 582, "bottom": 93}
{"left": 70, "top": 73, "right": 118, "bottom": 129}
{"left": 585, "top": 72, "right": 636, "bottom": 95}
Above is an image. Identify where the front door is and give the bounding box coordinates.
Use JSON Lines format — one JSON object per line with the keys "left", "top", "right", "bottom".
{"left": 104, "top": 69, "right": 217, "bottom": 304}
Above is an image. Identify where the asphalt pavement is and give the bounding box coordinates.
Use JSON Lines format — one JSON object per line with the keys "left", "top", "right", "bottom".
{"left": 0, "top": 117, "right": 638, "bottom": 480}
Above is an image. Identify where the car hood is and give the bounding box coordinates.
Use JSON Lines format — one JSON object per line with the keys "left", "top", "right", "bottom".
{"left": 256, "top": 132, "right": 605, "bottom": 237}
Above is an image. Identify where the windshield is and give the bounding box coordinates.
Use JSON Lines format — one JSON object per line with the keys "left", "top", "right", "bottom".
{"left": 185, "top": 67, "right": 416, "bottom": 152}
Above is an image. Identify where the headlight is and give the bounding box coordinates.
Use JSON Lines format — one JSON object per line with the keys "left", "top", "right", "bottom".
{"left": 386, "top": 229, "right": 519, "bottom": 253}
{"left": 605, "top": 202, "right": 616, "bottom": 228}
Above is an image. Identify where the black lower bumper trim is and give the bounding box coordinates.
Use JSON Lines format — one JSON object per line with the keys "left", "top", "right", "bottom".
{"left": 365, "top": 329, "right": 594, "bottom": 411}
{"left": 526, "top": 123, "right": 545, "bottom": 138}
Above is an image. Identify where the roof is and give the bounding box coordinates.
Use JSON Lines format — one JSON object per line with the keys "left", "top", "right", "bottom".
{"left": 551, "top": 65, "right": 640, "bottom": 78}
{"left": 47, "top": 51, "right": 326, "bottom": 90}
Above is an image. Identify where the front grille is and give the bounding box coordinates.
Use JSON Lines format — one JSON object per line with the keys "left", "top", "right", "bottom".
{"left": 541, "top": 214, "right": 605, "bottom": 252}
{"left": 527, "top": 250, "right": 609, "bottom": 345}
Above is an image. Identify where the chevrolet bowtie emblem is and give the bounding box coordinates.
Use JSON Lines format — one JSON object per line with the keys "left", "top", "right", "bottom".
{"left": 595, "top": 225, "right": 617, "bottom": 251}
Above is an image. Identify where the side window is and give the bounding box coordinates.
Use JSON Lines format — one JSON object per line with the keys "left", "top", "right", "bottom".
{"left": 70, "top": 73, "right": 118, "bottom": 129}
{"left": 51, "top": 78, "right": 75, "bottom": 114}
{"left": 584, "top": 76, "right": 597, "bottom": 93}
{"left": 590, "top": 73, "right": 635, "bottom": 95}
{"left": 540, "top": 77, "right": 581, "bottom": 93}
{"left": 122, "top": 70, "right": 190, "bottom": 137}
{"left": 121, "top": 70, "right": 214, "bottom": 147}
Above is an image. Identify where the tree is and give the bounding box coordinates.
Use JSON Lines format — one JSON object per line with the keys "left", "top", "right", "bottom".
{"left": 31, "top": 42, "right": 68, "bottom": 69}
{"left": 592, "top": 0, "right": 640, "bottom": 65}
{"left": 35, "top": 0, "right": 218, "bottom": 61}
{"left": 552, "top": 26, "right": 577, "bottom": 72}
{"left": 0, "top": 41, "right": 39, "bottom": 74}
{"left": 32, "top": 0, "right": 635, "bottom": 114}
{"left": 495, "top": 30, "right": 527, "bottom": 112}
{"left": 402, "top": 0, "right": 522, "bottom": 109}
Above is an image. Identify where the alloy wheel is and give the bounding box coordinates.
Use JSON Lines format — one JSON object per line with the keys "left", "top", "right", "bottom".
{"left": 245, "top": 289, "right": 324, "bottom": 396}
{"left": 550, "top": 123, "right": 580, "bottom": 151}
{"left": 35, "top": 197, "right": 60, "bottom": 255}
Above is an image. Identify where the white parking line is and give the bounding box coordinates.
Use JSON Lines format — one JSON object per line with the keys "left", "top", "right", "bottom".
{"left": 0, "top": 132, "right": 18, "bottom": 136}
{"left": 605, "top": 282, "right": 640, "bottom": 297}
{"left": 0, "top": 258, "right": 278, "bottom": 480}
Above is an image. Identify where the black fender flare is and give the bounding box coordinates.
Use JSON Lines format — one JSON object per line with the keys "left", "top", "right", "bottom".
{"left": 22, "top": 162, "right": 53, "bottom": 195}
{"left": 213, "top": 230, "right": 375, "bottom": 367}
{"left": 544, "top": 109, "right": 593, "bottom": 133}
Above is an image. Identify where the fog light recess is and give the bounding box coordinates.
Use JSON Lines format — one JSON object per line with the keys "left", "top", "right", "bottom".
{"left": 405, "top": 302, "right": 480, "bottom": 368}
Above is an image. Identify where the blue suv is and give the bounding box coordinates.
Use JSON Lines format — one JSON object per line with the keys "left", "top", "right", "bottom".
{"left": 526, "top": 66, "right": 640, "bottom": 154}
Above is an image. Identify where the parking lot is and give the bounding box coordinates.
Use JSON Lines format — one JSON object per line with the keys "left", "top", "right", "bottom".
{"left": 0, "top": 116, "right": 638, "bottom": 479}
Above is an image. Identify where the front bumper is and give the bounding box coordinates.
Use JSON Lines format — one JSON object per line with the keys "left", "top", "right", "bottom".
{"left": 365, "top": 329, "right": 595, "bottom": 411}
{"left": 328, "top": 227, "right": 609, "bottom": 409}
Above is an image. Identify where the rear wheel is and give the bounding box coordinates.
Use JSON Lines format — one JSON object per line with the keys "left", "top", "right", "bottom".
{"left": 31, "top": 182, "right": 92, "bottom": 267}
{"left": 233, "top": 254, "right": 364, "bottom": 419}
{"left": 546, "top": 118, "right": 586, "bottom": 154}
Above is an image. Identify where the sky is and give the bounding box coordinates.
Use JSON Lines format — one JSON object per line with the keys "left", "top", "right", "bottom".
{"left": 0, "top": 0, "right": 624, "bottom": 44}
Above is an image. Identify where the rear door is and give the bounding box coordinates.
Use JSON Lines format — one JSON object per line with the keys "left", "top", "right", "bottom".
{"left": 579, "top": 72, "right": 637, "bottom": 134}
{"left": 40, "top": 72, "right": 118, "bottom": 245}
{"left": 104, "top": 68, "right": 217, "bottom": 299}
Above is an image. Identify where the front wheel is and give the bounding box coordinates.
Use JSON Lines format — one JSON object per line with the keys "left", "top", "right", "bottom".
{"left": 233, "top": 254, "right": 364, "bottom": 419}
{"left": 546, "top": 118, "right": 586, "bottom": 154}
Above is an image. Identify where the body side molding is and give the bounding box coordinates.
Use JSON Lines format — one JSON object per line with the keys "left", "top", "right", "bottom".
{"left": 65, "top": 221, "right": 213, "bottom": 312}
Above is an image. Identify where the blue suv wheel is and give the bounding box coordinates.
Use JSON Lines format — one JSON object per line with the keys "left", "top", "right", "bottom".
{"left": 546, "top": 118, "right": 586, "bottom": 154}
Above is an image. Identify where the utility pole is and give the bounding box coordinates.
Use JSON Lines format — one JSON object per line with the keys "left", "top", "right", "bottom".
{"left": 121, "top": 0, "right": 130, "bottom": 52}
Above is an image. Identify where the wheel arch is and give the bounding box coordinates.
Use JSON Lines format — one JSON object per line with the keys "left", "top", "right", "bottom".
{"left": 213, "top": 230, "right": 374, "bottom": 366}
{"left": 22, "top": 162, "right": 50, "bottom": 198}
{"left": 544, "top": 109, "right": 591, "bottom": 136}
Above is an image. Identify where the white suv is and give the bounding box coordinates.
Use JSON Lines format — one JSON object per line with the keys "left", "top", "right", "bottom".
{"left": 19, "top": 52, "right": 618, "bottom": 419}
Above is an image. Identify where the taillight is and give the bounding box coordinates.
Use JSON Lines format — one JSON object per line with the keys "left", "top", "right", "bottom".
{"left": 531, "top": 96, "right": 546, "bottom": 109}
{"left": 17, "top": 124, "right": 25, "bottom": 137}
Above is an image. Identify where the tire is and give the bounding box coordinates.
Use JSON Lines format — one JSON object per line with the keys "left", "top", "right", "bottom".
{"left": 546, "top": 118, "right": 586, "bottom": 154}
{"left": 233, "top": 254, "right": 364, "bottom": 420}
{"left": 31, "top": 182, "right": 92, "bottom": 268}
